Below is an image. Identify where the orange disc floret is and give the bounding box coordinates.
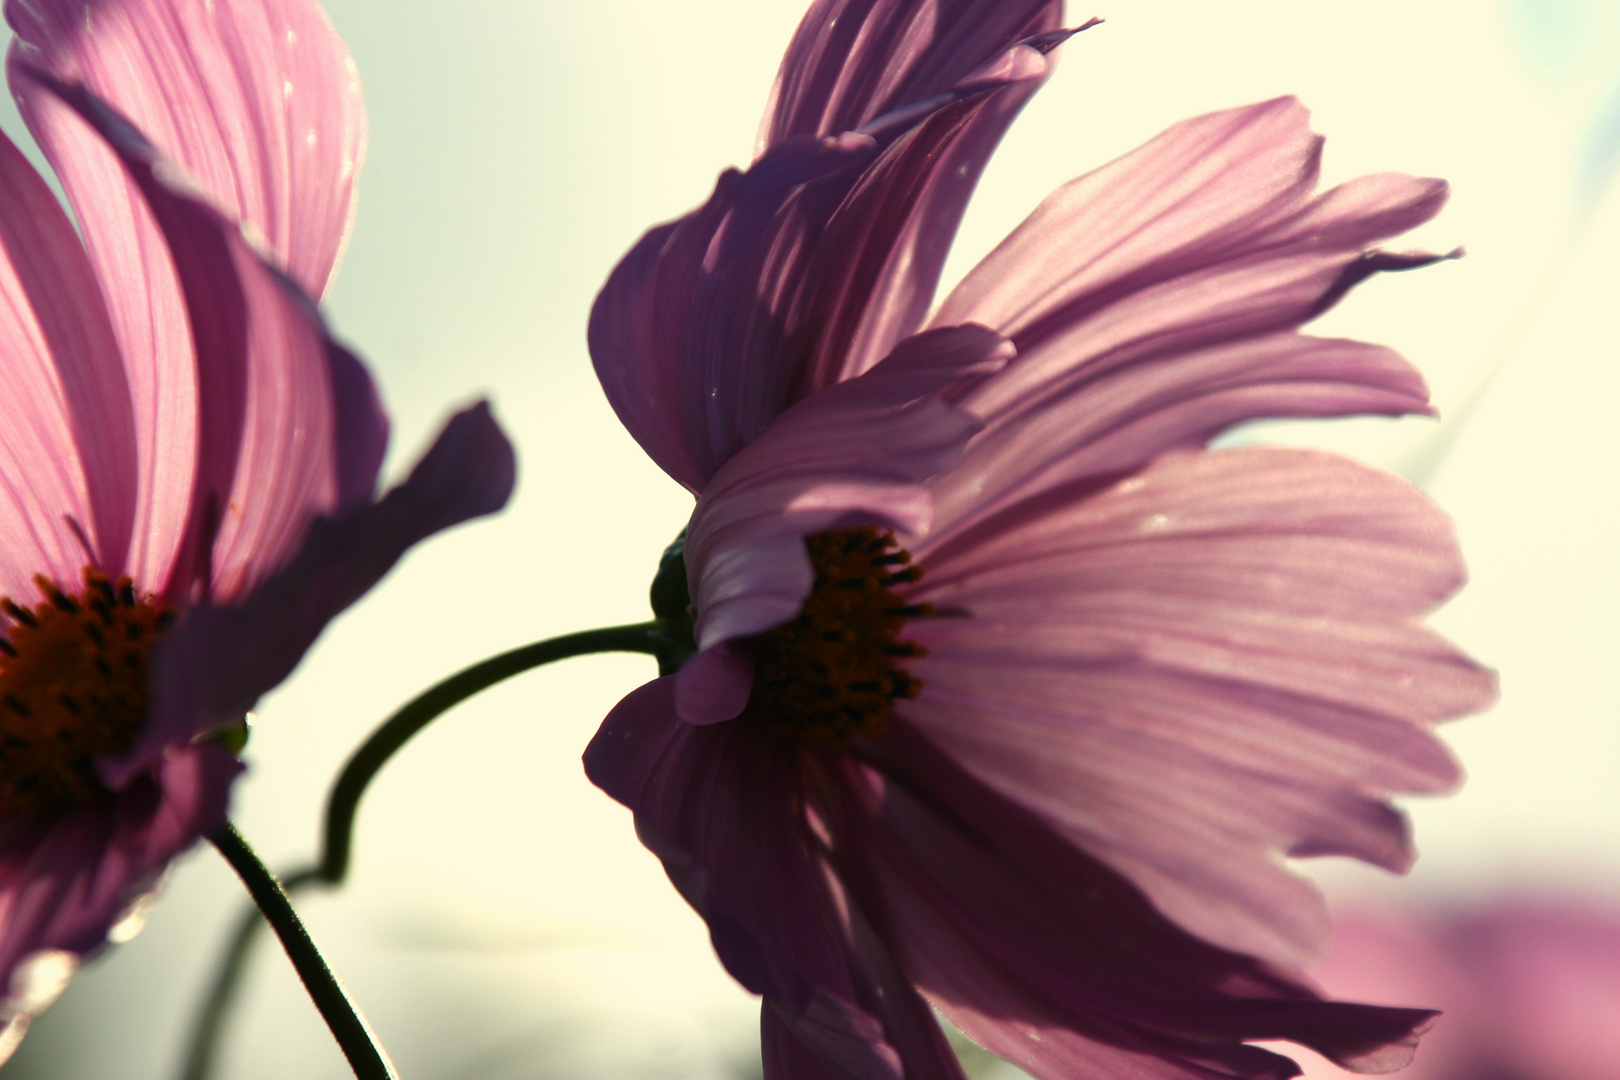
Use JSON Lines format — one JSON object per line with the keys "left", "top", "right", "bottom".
{"left": 0, "top": 571, "right": 172, "bottom": 816}
{"left": 750, "top": 527, "right": 929, "bottom": 748}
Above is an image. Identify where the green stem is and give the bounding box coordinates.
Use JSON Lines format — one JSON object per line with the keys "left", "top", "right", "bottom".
{"left": 180, "top": 622, "right": 669, "bottom": 1080}
{"left": 208, "top": 824, "right": 397, "bottom": 1080}
{"left": 316, "top": 621, "right": 667, "bottom": 884}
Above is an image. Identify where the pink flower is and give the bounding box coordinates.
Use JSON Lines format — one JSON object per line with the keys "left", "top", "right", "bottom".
{"left": 1302, "top": 894, "right": 1620, "bottom": 1080}
{"left": 586, "top": 2, "right": 1495, "bottom": 1078}
{"left": 0, "top": 0, "right": 515, "bottom": 1051}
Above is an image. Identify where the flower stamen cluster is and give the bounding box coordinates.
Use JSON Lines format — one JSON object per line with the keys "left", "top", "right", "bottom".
{"left": 750, "top": 527, "right": 928, "bottom": 747}
{"left": 0, "top": 572, "right": 171, "bottom": 816}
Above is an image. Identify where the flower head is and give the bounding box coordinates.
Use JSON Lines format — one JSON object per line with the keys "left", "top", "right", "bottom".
{"left": 587, "top": 2, "right": 1494, "bottom": 1077}
{"left": 0, "top": 0, "right": 515, "bottom": 1051}
{"left": 1304, "top": 893, "right": 1620, "bottom": 1080}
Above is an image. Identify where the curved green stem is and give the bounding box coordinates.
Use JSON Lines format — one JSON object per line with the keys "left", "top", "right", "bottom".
{"left": 208, "top": 824, "right": 397, "bottom": 1080}
{"left": 179, "top": 622, "right": 668, "bottom": 1080}
{"left": 316, "top": 621, "right": 666, "bottom": 884}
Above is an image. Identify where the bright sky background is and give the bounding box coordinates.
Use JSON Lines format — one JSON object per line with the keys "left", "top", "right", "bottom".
{"left": 7, "top": 1, "right": 1620, "bottom": 1078}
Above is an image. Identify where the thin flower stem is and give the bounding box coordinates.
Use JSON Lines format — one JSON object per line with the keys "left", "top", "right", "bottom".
{"left": 207, "top": 823, "right": 398, "bottom": 1080}
{"left": 315, "top": 621, "right": 668, "bottom": 884}
{"left": 180, "top": 621, "right": 670, "bottom": 1080}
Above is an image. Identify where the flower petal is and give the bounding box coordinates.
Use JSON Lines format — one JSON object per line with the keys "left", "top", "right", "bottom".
{"left": 586, "top": 678, "right": 846, "bottom": 1004}
{"left": 844, "top": 721, "right": 1437, "bottom": 1078}
{"left": 7, "top": 0, "right": 364, "bottom": 296}
{"left": 763, "top": 996, "right": 908, "bottom": 1080}
{"left": 930, "top": 99, "right": 1448, "bottom": 520}
{"left": 0, "top": 123, "right": 136, "bottom": 593}
{"left": 905, "top": 448, "right": 1492, "bottom": 968}
{"left": 933, "top": 333, "right": 1432, "bottom": 534}
{"left": 8, "top": 0, "right": 365, "bottom": 589}
{"left": 110, "top": 403, "right": 513, "bottom": 784}
{"left": 14, "top": 70, "right": 373, "bottom": 601}
{"left": 590, "top": 682, "right": 961, "bottom": 1080}
{"left": 759, "top": 0, "right": 1060, "bottom": 146}
{"left": 590, "top": 132, "right": 877, "bottom": 494}
{"left": 0, "top": 744, "right": 238, "bottom": 1026}
{"left": 591, "top": 15, "right": 1063, "bottom": 492}
{"left": 685, "top": 325, "right": 1009, "bottom": 654}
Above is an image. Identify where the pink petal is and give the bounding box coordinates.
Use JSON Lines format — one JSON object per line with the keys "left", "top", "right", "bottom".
{"left": 929, "top": 99, "right": 1448, "bottom": 519}
{"left": 589, "top": 682, "right": 963, "bottom": 1080}
{"left": 676, "top": 641, "right": 757, "bottom": 726}
{"left": 760, "top": 0, "right": 1059, "bottom": 147}
{"left": 592, "top": 14, "right": 1066, "bottom": 492}
{"left": 932, "top": 333, "right": 1432, "bottom": 534}
{"left": 936, "top": 96, "right": 1335, "bottom": 335}
{"left": 17, "top": 71, "right": 361, "bottom": 602}
{"left": 8, "top": 0, "right": 364, "bottom": 296}
{"left": 1315, "top": 898, "right": 1620, "bottom": 1080}
{"left": 0, "top": 744, "right": 238, "bottom": 1017}
{"left": 844, "top": 722, "right": 1435, "bottom": 1078}
{"left": 902, "top": 448, "right": 1493, "bottom": 968}
{"left": 686, "top": 326, "right": 1009, "bottom": 652}
{"left": 8, "top": 0, "right": 364, "bottom": 587}
{"left": 585, "top": 679, "right": 847, "bottom": 1004}
{"left": 763, "top": 996, "right": 906, "bottom": 1080}
{"left": 777, "top": 16, "right": 1080, "bottom": 392}
{"left": 111, "top": 403, "right": 513, "bottom": 782}
{"left": 590, "top": 133, "right": 877, "bottom": 493}
{"left": 0, "top": 125, "right": 135, "bottom": 594}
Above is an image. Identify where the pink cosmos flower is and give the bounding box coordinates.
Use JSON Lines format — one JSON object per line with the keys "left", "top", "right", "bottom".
{"left": 0, "top": 0, "right": 515, "bottom": 1052}
{"left": 586, "top": 2, "right": 1495, "bottom": 1078}
{"left": 1300, "top": 894, "right": 1620, "bottom": 1080}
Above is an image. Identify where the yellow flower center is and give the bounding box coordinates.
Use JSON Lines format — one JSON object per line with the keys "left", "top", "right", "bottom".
{"left": 0, "top": 572, "right": 171, "bottom": 816}
{"left": 750, "top": 528, "right": 929, "bottom": 748}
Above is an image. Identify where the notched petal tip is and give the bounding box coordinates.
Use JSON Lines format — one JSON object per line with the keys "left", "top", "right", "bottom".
{"left": 1309, "top": 245, "right": 1463, "bottom": 320}
{"left": 1319, "top": 1008, "right": 1437, "bottom": 1074}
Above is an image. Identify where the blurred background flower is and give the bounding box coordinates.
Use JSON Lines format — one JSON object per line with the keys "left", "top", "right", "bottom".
{"left": 1290, "top": 891, "right": 1620, "bottom": 1080}
{"left": 2, "top": 1, "right": 1615, "bottom": 1077}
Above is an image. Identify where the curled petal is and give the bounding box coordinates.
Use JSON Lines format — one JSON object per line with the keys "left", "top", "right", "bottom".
{"left": 686, "top": 325, "right": 1010, "bottom": 653}
{"left": 759, "top": 0, "right": 1060, "bottom": 147}
{"left": 586, "top": 679, "right": 845, "bottom": 1005}
{"left": 593, "top": 14, "right": 1068, "bottom": 491}
{"left": 111, "top": 403, "right": 514, "bottom": 785}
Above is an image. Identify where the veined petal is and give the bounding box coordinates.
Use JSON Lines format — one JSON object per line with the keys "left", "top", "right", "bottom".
{"left": 931, "top": 333, "right": 1432, "bottom": 533}
{"left": 6, "top": 0, "right": 365, "bottom": 296}
{"left": 932, "top": 99, "right": 1449, "bottom": 519}
{"left": 0, "top": 744, "right": 237, "bottom": 1019}
{"left": 0, "top": 124, "right": 135, "bottom": 594}
{"left": 759, "top": 0, "right": 1060, "bottom": 148}
{"left": 592, "top": 18, "right": 1068, "bottom": 492}
{"left": 8, "top": 46, "right": 194, "bottom": 590}
{"left": 934, "top": 97, "right": 1332, "bottom": 336}
{"left": 7, "top": 0, "right": 365, "bottom": 587}
{"left": 846, "top": 722, "right": 1438, "bottom": 1078}
{"left": 16, "top": 70, "right": 358, "bottom": 601}
{"left": 905, "top": 448, "right": 1493, "bottom": 967}
{"left": 114, "top": 402, "right": 513, "bottom": 781}
{"left": 685, "top": 326, "right": 1009, "bottom": 657}
{"left": 586, "top": 679, "right": 849, "bottom": 1005}
{"left": 591, "top": 132, "right": 877, "bottom": 494}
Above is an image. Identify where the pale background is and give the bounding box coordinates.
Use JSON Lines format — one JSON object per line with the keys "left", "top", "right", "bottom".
{"left": 5, "top": 0, "right": 1619, "bottom": 1077}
